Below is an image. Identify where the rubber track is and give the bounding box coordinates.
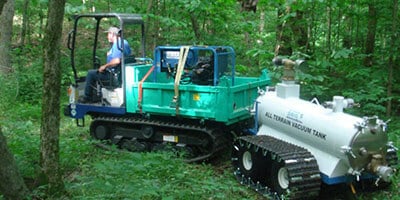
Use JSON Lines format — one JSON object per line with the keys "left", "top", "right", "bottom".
{"left": 233, "top": 135, "right": 321, "bottom": 199}
{"left": 92, "top": 116, "right": 226, "bottom": 162}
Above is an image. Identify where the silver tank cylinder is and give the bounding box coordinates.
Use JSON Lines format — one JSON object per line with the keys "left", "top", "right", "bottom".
{"left": 256, "top": 83, "right": 389, "bottom": 179}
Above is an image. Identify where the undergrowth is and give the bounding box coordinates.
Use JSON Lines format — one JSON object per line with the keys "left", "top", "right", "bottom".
{"left": 0, "top": 101, "right": 260, "bottom": 199}
{"left": 58, "top": 117, "right": 259, "bottom": 200}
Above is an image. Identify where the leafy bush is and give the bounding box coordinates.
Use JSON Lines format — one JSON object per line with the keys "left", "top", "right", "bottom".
{"left": 0, "top": 103, "right": 42, "bottom": 178}
{"left": 6, "top": 46, "right": 44, "bottom": 105}
{"left": 64, "top": 147, "right": 255, "bottom": 199}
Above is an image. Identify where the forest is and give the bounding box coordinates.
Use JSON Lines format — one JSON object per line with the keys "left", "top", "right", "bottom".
{"left": 0, "top": 0, "right": 399, "bottom": 199}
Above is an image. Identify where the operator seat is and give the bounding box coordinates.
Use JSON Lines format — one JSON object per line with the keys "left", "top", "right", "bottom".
{"left": 99, "top": 55, "right": 136, "bottom": 89}
{"left": 100, "top": 67, "right": 121, "bottom": 89}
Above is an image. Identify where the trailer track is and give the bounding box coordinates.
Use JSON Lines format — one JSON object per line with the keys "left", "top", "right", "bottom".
{"left": 232, "top": 135, "right": 321, "bottom": 199}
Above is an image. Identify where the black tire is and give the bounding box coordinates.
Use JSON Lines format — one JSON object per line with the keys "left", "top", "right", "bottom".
{"left": 90, "top": 122, "right": 111, "bottom": 140}
{"left": 234, "top": 141, "right": 267, "bottom": 181}
{"left": 270, "top": 159, "right": 289, "bottom": 196}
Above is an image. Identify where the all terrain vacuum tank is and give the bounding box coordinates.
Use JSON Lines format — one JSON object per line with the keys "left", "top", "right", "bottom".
{"left": 255, "top": 58, "right": 393, "bottom": 183}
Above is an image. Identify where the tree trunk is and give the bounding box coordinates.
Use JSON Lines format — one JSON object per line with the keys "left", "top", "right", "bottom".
{"left": 387, "top": 0, "right": 398, "bottom": 116}
{"left": 239, "top": 0, "right": 258, "bottom": 12}
{"left": 326, "top": 1, "right": 332, "bottom": 57}
{"left": 309, "top": 3, "right": 316, "bottom": 55}
{"left": 364, "top": 2, "right": 377, "bottom": 67}
{"left": 275, "top": 5, "right": 292, "bottom": 56}
{"left": 0, "top": 127, "right": 30, "bottom": 199}
{"left": 19, "top": 0, "right": 30, "bottom": 47}
{"left": 0, "top": 0, "right": 6, "bottom": 15}
{"left": 335, "top": 8, "right": 342, "bottom": 50}
{"left": 0, "top": 0, "right": 14, "bottom": 74}
{"left": 189, "top": 12, "right": 201, "bottom": 41}
{"left": 354, "top": 0, "right": 363, "bottom": 48}
{"left": 0, "top": 1, "right": 29, "bottom": 198}
{"left": 342, "top": 1, "right": 354, "bottom": 49}
{"left": 291, "top": 9, "right": 309, "bottom": 53}
{"left": 259, "top": 10, "right": 265, "bottom": 33}
{"left": 145, "top": 0, "right": 157, "bottom": 51}
{"left": 40, "top": 0, "right": 66, "bottom": 195}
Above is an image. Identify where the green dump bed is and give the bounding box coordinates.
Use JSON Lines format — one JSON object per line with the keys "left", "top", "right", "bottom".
{"left": 124, "top": 46, "right": 271, "bottom": 125}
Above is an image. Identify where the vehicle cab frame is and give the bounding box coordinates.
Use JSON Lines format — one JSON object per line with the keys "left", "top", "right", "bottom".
{"left": 65, "top": 13, "right": 147, "bottom": 126}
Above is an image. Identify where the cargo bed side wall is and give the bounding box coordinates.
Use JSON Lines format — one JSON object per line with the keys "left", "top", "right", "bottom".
{"left": 125, "top": 64, "right": 154, "bottom": 112}
{"left": 126, "top": 69, "right": 270, "bottom": 124}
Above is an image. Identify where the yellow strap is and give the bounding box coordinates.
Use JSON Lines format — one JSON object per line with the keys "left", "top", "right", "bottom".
{"left": 172, "top": 46, "right": 190, "bottom": 114}
{"left": 349, "top": 183, "right": 356, "bottom": 194}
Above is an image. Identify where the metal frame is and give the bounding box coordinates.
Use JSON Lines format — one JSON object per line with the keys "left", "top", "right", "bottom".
{"left": 66, "top": 13, "right": 146, "bottom": 123}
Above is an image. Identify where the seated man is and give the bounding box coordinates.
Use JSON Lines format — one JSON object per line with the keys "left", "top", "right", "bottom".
{"left": 79, "top": 26, "right": 131, "bottom": 103}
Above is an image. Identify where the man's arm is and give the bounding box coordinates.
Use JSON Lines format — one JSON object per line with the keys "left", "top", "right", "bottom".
{"left": 98, "top": 58, "right": 121, "bottom": 72}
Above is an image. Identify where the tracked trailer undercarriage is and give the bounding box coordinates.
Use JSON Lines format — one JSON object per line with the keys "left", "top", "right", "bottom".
{"left": 232, "top": 135, "right": 321, "bottom": 199}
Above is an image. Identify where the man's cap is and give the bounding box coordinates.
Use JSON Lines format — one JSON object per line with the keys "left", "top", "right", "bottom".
{"left": 105, "top": 26, "right": 120, "bottom": 34}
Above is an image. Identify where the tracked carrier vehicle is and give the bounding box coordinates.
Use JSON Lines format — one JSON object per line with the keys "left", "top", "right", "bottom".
{"left": 64, "top": 13, "right": 398, "bottom": 199}
{"left": 64, "top": 13, "right": 270, "bottom": 162}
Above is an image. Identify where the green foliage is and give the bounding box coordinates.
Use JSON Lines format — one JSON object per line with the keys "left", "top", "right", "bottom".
{"left": 1, "top": 46, "right": 44, "bottom": 105}
{"left": 0, "top": 103, "right": 41, "bottom": 179}
{"left": 65, "top": 3, "right": 86, "bottom": 15}
{"left": 15, "top": 69, "right": 43, "bottom": 104}
{"left": 65, "top": 151, "right": 253, "bottom": 199}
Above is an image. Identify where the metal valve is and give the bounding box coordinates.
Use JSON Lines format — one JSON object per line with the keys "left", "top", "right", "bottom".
{"left": 272, "top": 58, "right": 306, "bottom": 82}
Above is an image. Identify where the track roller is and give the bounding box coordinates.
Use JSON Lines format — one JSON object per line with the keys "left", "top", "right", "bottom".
{"left": 90, "top": 122, "right": 111, "bottom": 140}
